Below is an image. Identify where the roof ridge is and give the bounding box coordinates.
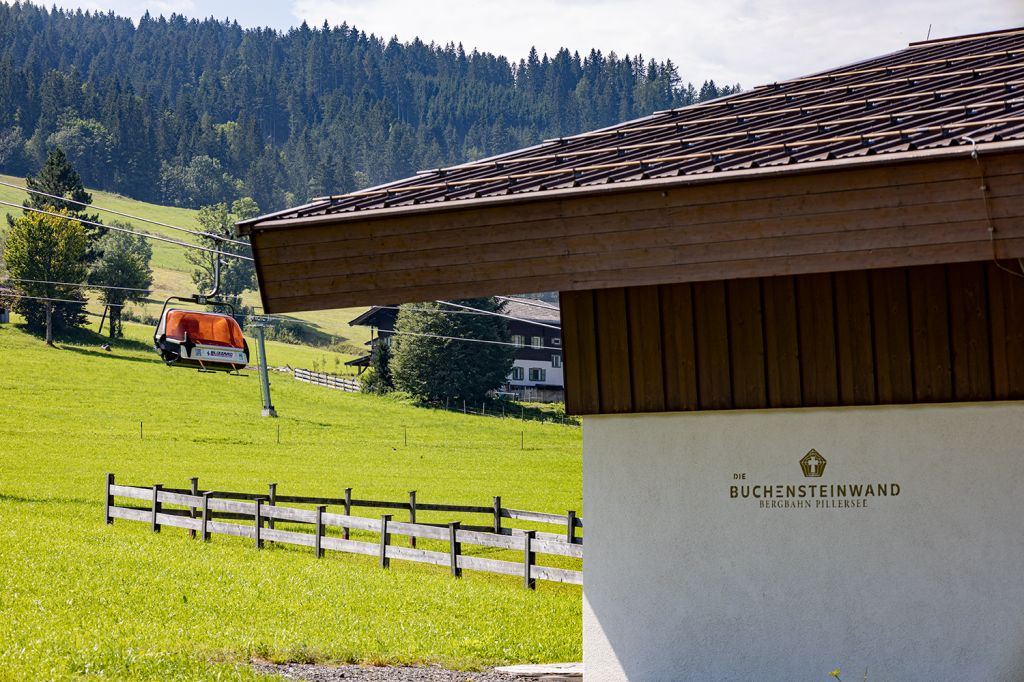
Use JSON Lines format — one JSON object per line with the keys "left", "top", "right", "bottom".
{"left": 908, "top": 25, "right": 1024, "bottom": 48}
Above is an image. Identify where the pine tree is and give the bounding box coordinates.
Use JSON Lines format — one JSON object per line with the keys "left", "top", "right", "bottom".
{"left": 391, "top": 299, "right": 514, "bottom": 403}
{"left": 19, "top": 147, "right": 105, "bottom": 259}
{"left": 361, "top": 339, "right": 394, "bottom": 394}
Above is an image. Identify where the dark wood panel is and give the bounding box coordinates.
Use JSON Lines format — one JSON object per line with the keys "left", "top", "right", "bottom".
{"left": 762, "top": 276, "right": 802, "bottom": 408}
{"left": 948, "top": 261, "right": 992, "bottom": 401}
{"left": 562, "top": 261, "right": 1024, "bottom": 415}
{"left": 627, "top": 286, "right": 666, "bottom": 412}
{"left": 559, "top": 290, "right": 600, "bottom": 415}
{"left": 692, "top": 281, "right": 732, "bottom": 410}
{"left": 659, "top": 283, "right": 699, "bottom": 411}
{"left": 834, "top": 270, "right": 876, "bottom": 405}
{"left": 727, "top": 278, "right": 766, "bottom": 408}
{"left": 797, "top": 273, "right": 838, "bottom": 406}
{"left": 987, "top": 261, "right": 1024, "bottom": 399}
{"left": 593, "top": 288, "right": 632, "bottom": 414}
{"left": 870, "top": 268, "right": 915, "bottom": 403}
{"left": 908, "top": 265, "right": 953, "bottom": 401}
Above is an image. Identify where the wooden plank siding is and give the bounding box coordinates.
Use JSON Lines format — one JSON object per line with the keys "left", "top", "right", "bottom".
{"left": 564, "top": 261, "right": 1024, "bottom": 415}
{"left": 246, "top": 150, "right": 1024, "bottom": 313}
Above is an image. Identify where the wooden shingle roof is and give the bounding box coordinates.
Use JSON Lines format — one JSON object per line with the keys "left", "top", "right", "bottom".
{"left": 243, "top": 27, "right": 1024, "bottom": 229}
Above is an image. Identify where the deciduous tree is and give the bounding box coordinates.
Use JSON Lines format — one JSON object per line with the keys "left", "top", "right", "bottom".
{"left": 4, "top": 209, "right": 88, "bottom": 345}
{"left": 89, "top": 226, "right": 153, "bottom": 338}
{"left": 185, "top": 198, "right": 259, "bottom": 309}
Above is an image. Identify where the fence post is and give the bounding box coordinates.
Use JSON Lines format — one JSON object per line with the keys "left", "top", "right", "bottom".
{"left": 493, "top": 495, "right": 502, "bottom": 534}
{"left": 255, "top": 498, "right": 264, "bottom": 549}
{"left": 104, "top": 473, "right": 114, "bottom": 525}
{"left": 567, "top": 510, "right": 577, "bottom": 544}
{"left": 523, "top": 530, "right": 536, "bottom": 590}
{"left": 315, "top": 505, "right": 326, "bottom": 558}
{"left": 379, "top": 514, "right": 392, "bottom": 569}
{"left": 448, "top": 521, "right": 462, "bottom": 578}
{"left": 408, "top": 490, "right": 417, "bottom": 548}
{"left": 267, "top": 483, "right": 277, "bottom": 532}
{"left": 343, "top": 487, "right": 352, "bottom": 540}
{"left": 189, "top": 477, "right": 199, "bottom": 539}
{"left": 151, "top": 484, "right": 162, "bottom": 533}
{"left": 201, "top": 491, "right": 213, "bottom": 541}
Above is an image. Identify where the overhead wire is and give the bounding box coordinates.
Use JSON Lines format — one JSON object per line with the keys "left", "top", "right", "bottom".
{"left": 0, "top": 179, "right": 250, "bottom": 246}
{"left": 494, "top": 295, "right": 560, "bottom": 311}
{"left": 387, "top": 328, "right": 562, "bottom": 351}
{"left": 0, "top": 292, "right": 123, "bottom": 307}
{"left": 3, "top": 277, "right": 153, "bottom": 293}
{"left": 435, "top": 299, "right": 561, "bottom": 330}
{"left": 0, "top": 200, "right": 255, "bottom": 262}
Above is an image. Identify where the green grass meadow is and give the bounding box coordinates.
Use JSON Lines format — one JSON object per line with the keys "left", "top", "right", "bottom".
{"left": 0, "top": 319, "right": 583, "bottom": 681}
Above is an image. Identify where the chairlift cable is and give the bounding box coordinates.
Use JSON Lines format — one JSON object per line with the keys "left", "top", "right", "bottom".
{"left": 3, "top": 277, "right": 153, "bottom": 293}
{"left": 0, "top": 292, "right": 123, "bottom": 307}
{"left": 0, "top": 200, "right": 255, "bottom": 262}
{"left": 0, "top": 179, "right": 249, "bottom": 246}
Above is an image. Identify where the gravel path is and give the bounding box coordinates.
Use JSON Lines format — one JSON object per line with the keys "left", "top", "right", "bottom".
{"left": 252, "top": 661, "right": 521, "bottom": 682}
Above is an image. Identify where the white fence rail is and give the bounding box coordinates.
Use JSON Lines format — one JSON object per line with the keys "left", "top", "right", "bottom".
{"left": 294, "top": 368, "right": 360, "bottom": 392}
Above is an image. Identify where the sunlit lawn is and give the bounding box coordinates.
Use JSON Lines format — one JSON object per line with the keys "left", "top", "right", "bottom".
{"left": 0, "top": 319, "right": 583, "bottom": 681}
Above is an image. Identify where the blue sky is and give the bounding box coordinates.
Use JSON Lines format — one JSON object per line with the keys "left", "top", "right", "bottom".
{"left": 66, "top": 0, "right": 1023, "bottom": 87}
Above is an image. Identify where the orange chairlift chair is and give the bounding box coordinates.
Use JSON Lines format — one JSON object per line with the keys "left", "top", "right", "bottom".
{"left": 153, "top": 243, "right": 249, "bottom": 373}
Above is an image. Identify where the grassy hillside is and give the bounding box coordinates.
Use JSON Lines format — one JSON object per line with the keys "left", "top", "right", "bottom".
{"left": 0, "top": 319, "right": 582, "bottom": 680}
{"left": 0, "top": 173, "right": 372, "bottom": 350}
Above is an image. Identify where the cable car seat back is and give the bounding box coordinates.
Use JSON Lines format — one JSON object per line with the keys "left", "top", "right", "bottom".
{"left": 163, "top": 310, "right": 245, "bottom": 349}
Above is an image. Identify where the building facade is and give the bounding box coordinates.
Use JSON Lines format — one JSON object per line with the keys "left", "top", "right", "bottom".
{"left": 242, "top": 27, "right": 1024, "bottom": 681}
{"left": 348, "top": 298, "right": 565, "bottom": 402}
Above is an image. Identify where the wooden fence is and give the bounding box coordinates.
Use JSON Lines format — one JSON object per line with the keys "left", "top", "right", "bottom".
{"left": 104, "top": 474, "right": 582, "bottom": 589}
{"left": 293, "top": 368, "right": 361, "bottom": 392}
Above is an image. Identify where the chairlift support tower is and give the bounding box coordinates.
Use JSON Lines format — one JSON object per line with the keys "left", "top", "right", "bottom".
{"left": 250, "top": 315, "right": 278, "bottom": 418}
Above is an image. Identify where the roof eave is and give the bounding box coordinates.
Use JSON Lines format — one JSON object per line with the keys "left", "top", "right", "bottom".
{"left": 240, "top": 140, "right": 1024, "bottom": 234}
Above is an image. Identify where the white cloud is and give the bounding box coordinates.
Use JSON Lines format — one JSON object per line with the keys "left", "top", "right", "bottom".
{"left": 289, "top": 0, "right": 1024, "bottom": 87}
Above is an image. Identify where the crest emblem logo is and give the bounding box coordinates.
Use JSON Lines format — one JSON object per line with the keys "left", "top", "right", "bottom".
{"left": 800, "top": 449, "right": 827, "bottom": 478}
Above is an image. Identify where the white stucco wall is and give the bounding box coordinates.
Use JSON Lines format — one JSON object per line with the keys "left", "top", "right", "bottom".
{"left": 583, "top": 403, "right": 1024, "bottom": 681}
{"left": 509, "top": 358, "right": 564, "bottom": 387}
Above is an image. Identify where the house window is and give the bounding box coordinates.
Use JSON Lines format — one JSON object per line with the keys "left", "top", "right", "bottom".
{"left": 552, "top": 337, "right": 561, "bottom": 346}
{"left": 552, "top": 354, "right": 562, "bottom": 368}
{"left": 511, "top": 367, "right": 525, "bottom": 381}
{"left": 531, "top": 335, "right": 543, "bottom": 348}
{"left": 512, "top": 334, "right": 525, "bottom": 347}
{"left": 529, "top": 368, "right": 546, "bottom": 382}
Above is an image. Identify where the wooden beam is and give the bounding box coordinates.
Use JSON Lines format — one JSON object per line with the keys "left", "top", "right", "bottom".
{"left": 245, "top": 151, "right": 1024, "bottom": 313}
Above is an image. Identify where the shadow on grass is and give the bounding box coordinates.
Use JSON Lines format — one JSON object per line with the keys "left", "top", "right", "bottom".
{"left": 0, "top": 492, "right": 93, "bottom": 506}
{"left": 59, "top": 344, "right": 162, "bottom": 365}
{"left": 11, "top": 321, "right": 154, "bottom": 354}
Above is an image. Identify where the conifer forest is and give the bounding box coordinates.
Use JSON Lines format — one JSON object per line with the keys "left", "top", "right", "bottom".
{"left": 0, "top": 2, "right": 740, "bottom": 212}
